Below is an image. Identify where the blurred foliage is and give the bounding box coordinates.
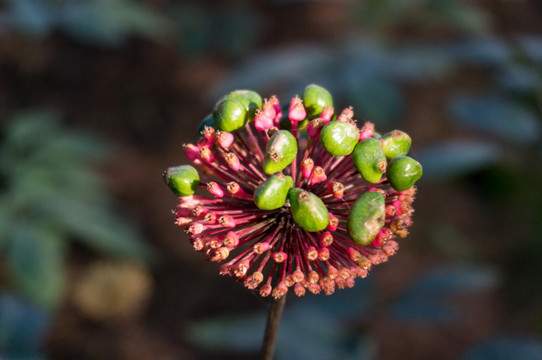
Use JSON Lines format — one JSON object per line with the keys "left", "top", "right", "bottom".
{"left": 0, "top": 110, "right": 150, "bottom": 310}
{"left": 355, "top": 0, "right": 491, "bottom": 35}
{"left": 0, "top": 110, "right": 151, "bottom": 358}
{"left": 0, "top": 0, "right": 172, "bottom": 46}
{"left": 189, "top": 265, "right": 500, "bottom": 359}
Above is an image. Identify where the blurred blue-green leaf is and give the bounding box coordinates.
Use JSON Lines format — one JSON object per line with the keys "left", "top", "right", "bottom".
{"left": 345, "top": 73, "right": 404, "bottom": 127}
{"left": 211, "top": 45, "right": 333, "bottom": 100}
{"left": 495, "top": 65, "right": 542, "bottom": 93}
{"left": 445, "top": 38, "right": 510, "bottom": 66}
{"left": 189, "top": 281, "right": 374, "bottom": 359}
{"left": 390, "top": 265, "right": 499, "bottom": 323}
{"left": 6, "top": 226, "right": 65, "bottom": 310}
{"left": 462, "top": 336, "right": 542, "bottom": 360}
{"left": 416, "top": 140, "right": 501, "bottom": 180}
{"left": 1, "top": 109, "right": 151, "bottom": 311}
{"left": 0, "top": 0, "right": 54, "bottom": 37}
{"left": 61, "top": 0, "right": 171, "bottom": 46}
{"left": 0, "top": 292, "right": 50, "bottom": 357}
{"left": 450, "top": 95, "right": 541, "bottom": 144}
{"left": 518, "top": 36, "right": 542, "bottom": 64}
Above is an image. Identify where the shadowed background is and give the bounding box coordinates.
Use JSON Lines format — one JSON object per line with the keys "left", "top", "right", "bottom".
{"left": 1, "top": 1, "right": 542, "bottom": 359}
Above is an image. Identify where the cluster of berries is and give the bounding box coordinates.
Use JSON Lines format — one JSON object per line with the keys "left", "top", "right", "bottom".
{"left": 164, "top": 84, "right": 422, "bottom": 298}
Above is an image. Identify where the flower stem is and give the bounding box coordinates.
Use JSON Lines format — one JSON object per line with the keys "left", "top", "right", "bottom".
{"left": 260, "top": 294, "right": 287, "bottom": 360}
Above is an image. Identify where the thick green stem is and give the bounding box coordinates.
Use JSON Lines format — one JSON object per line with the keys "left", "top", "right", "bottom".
{"left": 260, "top": 295, "right": 287, "bottom": 360}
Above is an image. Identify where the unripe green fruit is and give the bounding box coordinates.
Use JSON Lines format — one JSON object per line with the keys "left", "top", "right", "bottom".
{"left": 320, "top": 121, "right": 359, "bottom": 156}
{"left": 214, "top": 99, "right": 247, "bottom": 132}
{"left": 288, "top": 188, "right": 329, "bottom": 232}
{"left": 348, "top": 191, "right": 386, "bottom": 245}
{"left": 163, "top": 165, "right": 199, "bottom": 196}
{"left": 198, "top": 114, "right": 215, "bottom": 134}
{"left": 380, "top": 130, "right": 411, "bottom": 159}
{"left": 263, "top": 130, "right": 298, "bottom": 174}
{"left": 253, "top": 174, "right": 293, "bottom": 210}
{"left": 386, "top": 156, "right": 423, "bottom": 191}
{"left": 303, "top": 84, "right": 333, "bottom": 118}
{"left": 223, "top": 90, "right": 262, "bottom": 123}
{"left": 353, "top": 138, "right": 387, "bottom": 183}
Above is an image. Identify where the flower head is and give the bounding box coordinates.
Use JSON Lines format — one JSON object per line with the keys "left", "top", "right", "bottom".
{"left": 164, "top": 85, "right": 422, "bottom": 298}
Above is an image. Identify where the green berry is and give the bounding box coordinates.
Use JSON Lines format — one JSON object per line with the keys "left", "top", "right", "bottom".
{"left": 288, "top": 188, "right": 329, "bottom": 232}
{"left": 214, "top": 99, "right": 247, "bottom": 132}
{"left": 163, "top": 165, "right": 199, "bottom": 196}
{"left": 320, "top": 121, "right": 359, "bottom": 156}
{"left": 353, "top": 138, "right": 387, "bottom": 183}
{"left": 386, "top": 156, "right": 423, "bottom": 191}
{"left": 253, "top": 174, "right": 293, "bottom": 210}
{"left": 348, "top": 191, "right": 386, "bottom": 245}
{"left": 223, "top": 90, "right": 262, "bottom": 123}
{"left": 198, "top": 114, "right": 215, "bottom": 134}
{"left": 302, "top": 84, "right": 333, "bottom": 118}
{"left": 263, "top": 130, "right": 298, "bottom": 174}
{"left": 380, "top": 130, "right": 411, "bottom": 159}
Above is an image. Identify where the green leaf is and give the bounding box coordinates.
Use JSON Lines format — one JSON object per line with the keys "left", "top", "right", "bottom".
{"left": 416, "top": 140, "right": 501, "bottom": 180}
{"left": 450, "top": 95, "right": 541, "bottom": 145}
{"left": 7, "top": 226, "right": 65, "bottom": 310}
{"left": 33, "top": 194, "right": 150, "bottom": 261}
{"left": 60, "top": 0, "right": 171, "bottom": 46}
{"left": 346, "top": 74, "right": 404, "bottom": 127}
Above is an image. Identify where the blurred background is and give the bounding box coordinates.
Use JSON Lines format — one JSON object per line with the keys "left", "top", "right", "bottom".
{"left": 1, "top": 0, "right": 542, "bottom": 359}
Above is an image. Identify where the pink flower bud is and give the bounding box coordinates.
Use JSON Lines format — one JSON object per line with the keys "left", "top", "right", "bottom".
{"left": 327, "top": 181, "right": 344, "bottom": 199}
{"left": 294, "top": 283, "right": 306, "bottom": 297}
{"left": 320, "top": 106, "right": 334, "bottom": 123}
{"left": 308, "top": 283, "right": 321, "bottom": 294}
{"left": 207, "top": 182, "right": 224, "bottom": 198}
{"left": 272, "top": 251, "right": 288, "bottom": 263}
{"left": 223, "top": 231, "right": 239, "bottom": 247}
{"left": 347, "top": 247, "right": 362, "bottom": 262}
{"left": 260, "top": 283, "right": 272, "bottom": 297}
{"left": 306, "top": 246, "right": 318, "bottom": 261}
{"left": 262, "top": 98, "right": 276, "bottom": 119}
{"left": 217, "top": 131, "right": 234, "bottom": 149}
{"left": 382, "top": 240, "right": 399, "bottom": 256}
{"left": 327, "top": 212, "right": 338, "bottom": 231}
{"left": 224, "top": 152, "right": 241, "bottom": 171}
{"left": 301, "top": 158, "right": 314, "bottom": 179}
{"left": 199, "top": 147, "right": 215, "bottom": 163}
{"left": 175, "top": 217, "right": 192, "bottom": 226}
{"left": 292, "top": 269, "right": 305, "bottom": 283}
{"left": 318, "top": 247, "right": 330, "bottom": 261}
{"left": 202, "top": 126, "right": 217, "bottom": 144}
{"left": 269, "top": 95, "right": 282, "bottom": 124}
{"left": 306, "top": 118, "right": 324, "bottom": 138}
{"left": 359, "top": 122, "right": 375, "bottom": 141}
{"left": 254, "top": 110, "right": 274, "bottom": 131}
{"left": 310, "top": 166, "right": 327, "bottom": 185}
{"left": 192, "top": 205, "right": 209, "bottom": 216}
{"left": 183, "top": 143, "right": 201, "bottom": 164}
{"left": 253, "top": 242, "right": 270, "bottom": 254}
{"left": 319, "top": 232, "right": 334, "bottom": 247}
{"left": 308, "top": 270, "right": 319, "bottom": 284}
{"left": 219, "top": 215, "right": 236, "bottom": 228}
{"left": 272, "top": 281, "right": 288, "bottom": 299}
{"left": 187, "top": 223, "right": 204, "bottom": 234}
{"left": 289, "top": 96, "right": 306, "bottom": 122}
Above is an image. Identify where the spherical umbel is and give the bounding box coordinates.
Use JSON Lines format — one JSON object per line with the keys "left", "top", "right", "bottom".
{"left": 164, "top": 84, "right": 421, "bottom": 298}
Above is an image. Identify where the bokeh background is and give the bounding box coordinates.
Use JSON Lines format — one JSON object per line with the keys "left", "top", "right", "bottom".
{"left": 1, "top": 0, "right": 542, "bottom": 359}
